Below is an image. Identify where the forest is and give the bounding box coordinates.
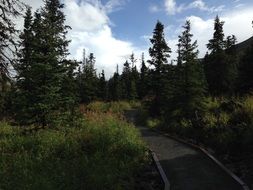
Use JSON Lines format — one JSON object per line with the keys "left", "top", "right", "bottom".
{"left": 0, "top": 0, "right": 253, "bottom": 189}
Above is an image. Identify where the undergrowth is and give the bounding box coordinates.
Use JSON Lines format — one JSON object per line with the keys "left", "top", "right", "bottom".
{"left": 0, "top": 101, "right": 147, "bottom": 190}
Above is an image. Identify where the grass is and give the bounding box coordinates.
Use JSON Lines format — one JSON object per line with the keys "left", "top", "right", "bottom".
{"left": 0, "top": 101, "right": 147, "bottom": 190}
{"left": 84, "top": 101, "right": 141, "bottom": 114}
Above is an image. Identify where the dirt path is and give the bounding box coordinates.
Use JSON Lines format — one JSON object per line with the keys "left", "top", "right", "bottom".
{"left": 125, "top": 110, "right": 243, "bottom": 190}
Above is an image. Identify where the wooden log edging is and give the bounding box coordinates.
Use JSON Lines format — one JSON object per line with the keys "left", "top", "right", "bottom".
{"left": 150, "top": 149, "right": 170, "bottom": 190}
{"left": 152, "top": 129, "right": 250, "bottom": 190}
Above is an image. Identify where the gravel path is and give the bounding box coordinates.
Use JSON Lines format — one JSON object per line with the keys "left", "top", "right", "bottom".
{"left": 125, "top": 110, "right": 243, "bottom": 190}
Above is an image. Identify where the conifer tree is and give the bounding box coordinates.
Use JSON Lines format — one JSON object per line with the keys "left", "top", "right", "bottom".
{"left": 176, "top": 20, "right": 206, "bottom": 119}
{"left": 80, "top": 53, "right": 99, "bottom": 103}
{"left": 205, "top": 16, "right": 238, "bottom": 95}
{"left": 98, "top": 70, "right": 107, "bottom": 100}
{"left": 121, "top": 60, "right": 131, "bottom": 99}
{"left": 148, "top": 21, "right": 171, "bottom": 115}
{"left": 14, "top": 8, "right": 34, "bottom": 123}
{"left": 108, "top": 65, "right": 121, "bottom": 101}
{"left": 129, "top": 53, "right": 138, "bottom": 100}
{"left": 16, "top": 0, "right": 73, "bottom": 126}
{"left": 139, "top": 53, "right": 149, "bottom": 99}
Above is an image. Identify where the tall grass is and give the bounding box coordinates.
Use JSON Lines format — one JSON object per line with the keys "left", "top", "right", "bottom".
{"left": 0, "top": 102, "right": 147, "bottom": 190}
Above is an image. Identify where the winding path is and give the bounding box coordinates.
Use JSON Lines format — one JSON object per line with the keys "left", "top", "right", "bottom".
{"left": 126, "top": 110, "right": 243, "bottom": 190}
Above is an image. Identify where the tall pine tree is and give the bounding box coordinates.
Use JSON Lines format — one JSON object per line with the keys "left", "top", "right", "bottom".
{"left": 176, "top": 20, "right": 206, "bottom": 119}
{"left": 148, "top": 21, "right": 171, "bottom": 115}
{"left": 16, "top": 0, "right": 74, "bottom": 126}
{"left": 205, "top": 16, "right": 238, "bottom": 96}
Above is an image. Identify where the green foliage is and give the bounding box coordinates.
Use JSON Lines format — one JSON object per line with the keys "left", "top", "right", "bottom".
{"left": 77, "top": 53, "right": 100, "bottom": 103}
{"left": 0, "top": 107, "right": 147, "bottom": 190}
{"left": 167, "top": 20, "right": 207, "bottom": 120}
{"left": 204, "top": 16, "right": 238, "bottom": 96}
{"left": 148, "top": 21, "right": 171, "bottom": 115}
{"left": 86, "top": 101, "right": 140, "bottom": 114}
{"left": 138, "top": 53, "right": 149, "bottom": 99}
{"left": 14, "top": 1, "right": 77, "bottom": 126}
{"left": 161, "top": 96, "right": 253, "bottom": 155}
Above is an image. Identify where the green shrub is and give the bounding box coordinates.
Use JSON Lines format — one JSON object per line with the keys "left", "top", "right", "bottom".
{"left": 0, "top": 107, "right": 147, "bottom": 190}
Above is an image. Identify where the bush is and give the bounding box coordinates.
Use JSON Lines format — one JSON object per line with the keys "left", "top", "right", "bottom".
{"left": 0, "top": 103, "right": 147, "bottom": 190}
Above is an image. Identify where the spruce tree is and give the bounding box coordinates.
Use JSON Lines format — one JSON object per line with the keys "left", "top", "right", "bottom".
{"left": 177, "top": 20, "right": 206, "bottom": 119}
{"left": 83, "top": 53, "right": 99, "bottom": 103}
{"left": 16, "top": 0, "right": 73, "bottom": 126}
{"left": 108, "top": 65, "right": 121, "bottom": 101}
{"left": 15, "top": 8, "right": 34, "bottom": 123}
{"left": 139, "top": 53, "right": 149, "bottom": 99}
{"left": 129, "top": 53, "right": 138, "bottom": 100}
{"left": 205, "top": 16, "right": 238, "bottom": 96}
{"left": 121, "top": 60, "right": 131, "bottom": 99}
{"left": 98, "top": 70, "right": 107, "bottom": 100}
{"left": 148, "top": 21, "right": 171, "bottom": 115}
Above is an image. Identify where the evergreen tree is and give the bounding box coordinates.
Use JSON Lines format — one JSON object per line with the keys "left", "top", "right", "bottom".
{"left": 204, "top": 16, "right": 237, "bottom": 96}
{"left": 121, "top": 60, "right": 131, "bottom": 100}
{"left": 98, "top": 70, "right": 107, "bottom": 100}
{"left": 176, "top": 20, "right": 206, "bottom": 119}
{"left": 15, "top": 0, "right": 73, "bottom": 126}
{"left": 129, "top": 53, "right": 138, "bottom": 100}
{"left": 14, "top": 8, "right": 34, "bottom": 123}
{"left": 108, "top": 65, "right": 121, "bottom": 101}
{"left": 138, "top": 53, "right": 149, "bottom": 99}
{"left": 148, "top": 21, "right": 171, "bottom": 115}
{"left": 60, "top": 59, "right": 79, "bottom": 112}
{"left": 80, "top": 53, "right": 99, "bottom": 103}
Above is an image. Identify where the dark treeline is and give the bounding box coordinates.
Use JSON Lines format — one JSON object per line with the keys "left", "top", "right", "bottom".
{"left": 1, "top": 0, "right": 253, "bottom": 129}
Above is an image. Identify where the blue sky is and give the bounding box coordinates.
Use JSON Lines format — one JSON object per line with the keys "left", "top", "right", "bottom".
{"left": 108, "top": 0, "right": 253, "bottom": 48}
{"left": 22, "top": 0, "right": 253, "bottom": 77}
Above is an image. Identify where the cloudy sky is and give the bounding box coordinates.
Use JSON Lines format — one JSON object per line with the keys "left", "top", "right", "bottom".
{"left": 20, "top": 0, "right": 253, "bottom": 77}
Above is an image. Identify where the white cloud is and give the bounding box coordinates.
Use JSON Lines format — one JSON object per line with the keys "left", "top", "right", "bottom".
{"left": 149, "top": 4, "right": 160, "bottom": 13}
{"left": 166, "top": 7, "right": 253, "bottom": 60}
{"left": 63, "top": 0, "right": 142, "bottom": 77}
{"left": 65, "top": 0, "right": 108, "bottom": 32}
{"left": 105, "top": 0, "right": 128, "bottom": 13}
{"left": 164, "top": 0, "right": 177, "bottom": 15}
{"left": 17, "top": 0, "right": 142, "bottom": 78}
{"left": 164, "top": 0, "right": 225, "bottom": 15}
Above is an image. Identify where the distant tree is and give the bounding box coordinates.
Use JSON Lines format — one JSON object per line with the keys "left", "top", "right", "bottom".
{"left": 108, "top": 65, "right": 121, "bottom": 101}
{"left": 148, "top": 21, "right": 171, "bottom": 115}
{"left": 176, "top": 20, "right": 206, "bottom": 119}
{"left": 98, "top": 70, "right": 107, "bottom": 100}
{"left": 138, "top": 53, "right": 149, "bottom": 99}
{"left": 79, "top": 53, "right": 99, "bottom": 103}
{"left": 129, "top": 53, "right": 138, "bottom": 100}
{"left": 204, "top": 16, "right": 237, "bottom": 96}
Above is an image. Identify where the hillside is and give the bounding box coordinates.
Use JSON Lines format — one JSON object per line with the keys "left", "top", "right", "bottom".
{"left": 234, "top": 36, "right": 253, "bottom": 55}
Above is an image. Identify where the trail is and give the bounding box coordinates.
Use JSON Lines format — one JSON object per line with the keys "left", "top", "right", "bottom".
{"left": 125, "top": 110, "right": 243, "bottom": 190}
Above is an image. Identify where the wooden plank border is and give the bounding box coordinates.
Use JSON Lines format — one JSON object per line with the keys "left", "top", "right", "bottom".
{"left": 150, "top": 149, "right": 170, "bottom": 190}
{"left": 152, "top": 128, "right": 250, "bottom": 190}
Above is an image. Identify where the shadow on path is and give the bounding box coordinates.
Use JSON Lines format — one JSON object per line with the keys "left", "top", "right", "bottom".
{"left": 125, "top": 110, "right": 243, "bottom": 190}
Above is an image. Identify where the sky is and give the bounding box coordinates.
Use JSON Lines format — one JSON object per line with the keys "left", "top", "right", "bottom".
{"left": 19, "top": 0, "right": 253, "bottom": 77}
